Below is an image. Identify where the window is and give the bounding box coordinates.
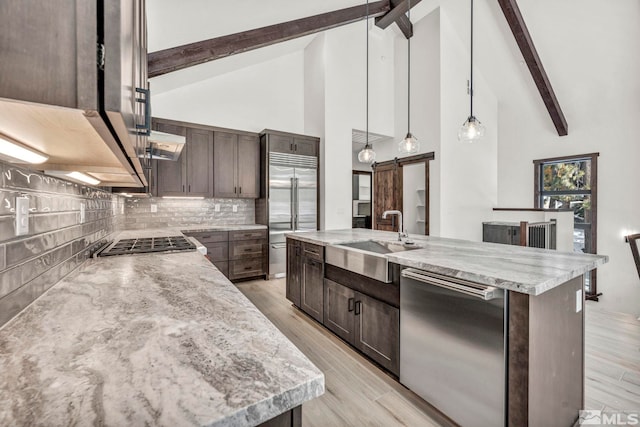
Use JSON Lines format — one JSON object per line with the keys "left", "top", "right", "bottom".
{"left": 534, "top": 153, "right": 600, "bottom": 300}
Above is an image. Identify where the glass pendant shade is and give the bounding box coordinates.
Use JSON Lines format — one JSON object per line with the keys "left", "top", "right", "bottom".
{"left": 358, "top": 1, "right": 376, "bottom": 164}
{"left": 398, "top": 132, "right": 419, "bottom": 154}
{"left": 358, "top": 144, "right": 376, "bottom": 163}
{"left": 458, "top": 0, "right": 486, "bottom": 143}
{"left": 458, "top": 116, "right": 485, "bottom": 143}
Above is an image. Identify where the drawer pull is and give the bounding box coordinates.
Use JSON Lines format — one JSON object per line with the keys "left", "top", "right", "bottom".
{"left": 244, "top": 266, "right": 253, "bottom": 271}
{"left": 243, "top": 248, "right": 254, "bottom": 252}
{"left": 304, "top": 249, "right": 320, "bottom": 256}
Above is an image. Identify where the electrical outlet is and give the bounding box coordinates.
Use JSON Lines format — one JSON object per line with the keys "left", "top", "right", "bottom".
{"left": 150, "top": 204, "right": 157, "bottom": 213}
{"left": 232, "top": 205, "right": 238, "bottom": 213}
{"left": 214, "top": 204, "right": 220, "bottom": 212}
{"left": 15, "top": 196, "right": 29, "bottom": 236}
{"left": 80, "top": 203, "right": 86, "bottom": 224}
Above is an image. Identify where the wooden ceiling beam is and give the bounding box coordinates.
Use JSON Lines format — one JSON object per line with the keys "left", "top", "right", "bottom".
{"left": 148, "top": 1, "right": 391, "bottom": 78}
{"left": 497, "top": 0, "right": 568, "bottom": 136}
{"left": 394, "top": 14, "right": 413, "bottom": 39}
{"left": 375, "top": 0, "right": 421, "bottom": 36}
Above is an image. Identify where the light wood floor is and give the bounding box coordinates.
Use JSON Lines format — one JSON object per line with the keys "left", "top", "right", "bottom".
{"left": 235, "top": 279, "right": 640, "bottom": 426}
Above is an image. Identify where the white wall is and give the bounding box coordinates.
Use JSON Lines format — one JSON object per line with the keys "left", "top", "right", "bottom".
{"left": 494, "top": 0, "right": 640, "bottom": 315}
{"left": 304, "top": 35, "right": 327, "bottom": 229}
{"left": 310, "top": 21, "right": 396, "bottom": 230}
{"left": 151, "top": 51, "right": 305, "bottom": 133}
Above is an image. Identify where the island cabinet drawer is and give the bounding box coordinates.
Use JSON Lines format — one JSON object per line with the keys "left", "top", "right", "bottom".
{"left": 229, "top": 240, "right": 265, "bottom": 260}
{"left": 213, "top": 261, "right": 229, "bottom": 277}
{"left": 229, "top": 258, "right": 263, "bottom": 280}
{"left": 301, "top": 242, "right": 324, "bottom": 262}
{"left": 206, "top": 242, "right": 229, "bottom": 262}
{"left": 229, "top": 229, "right": 267, "bottom": 241}
{"left": 187, "top": 231, "right": 228, "bottom": 244}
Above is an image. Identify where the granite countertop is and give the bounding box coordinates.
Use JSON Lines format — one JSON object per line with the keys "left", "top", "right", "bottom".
{"left": 0, "top": 250, "right": 324, "bottom": 426}
{"left": 286, "top": 229, "right": 608, "bottom": 296}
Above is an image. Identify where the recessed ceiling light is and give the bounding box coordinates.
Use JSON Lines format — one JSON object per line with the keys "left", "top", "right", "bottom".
{"left": 0, "top": 134, "right": 49, "bottom": 164}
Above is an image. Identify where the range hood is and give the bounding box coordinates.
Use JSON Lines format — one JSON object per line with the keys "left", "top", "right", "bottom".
{"left": 146, "top": 130, "right": 186, "bottom": 161}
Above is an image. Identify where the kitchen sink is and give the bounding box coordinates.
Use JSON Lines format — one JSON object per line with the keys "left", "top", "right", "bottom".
{"left": 337, "top": 240, "right": 421, "bottom": 254}
{"left": 325, "top": 240, "right": 421, "bottom": 283}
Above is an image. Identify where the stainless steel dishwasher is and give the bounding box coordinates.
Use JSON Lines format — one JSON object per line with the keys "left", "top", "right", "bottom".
{"left": 400, "top": 268, "right": 506, "bottom": 427}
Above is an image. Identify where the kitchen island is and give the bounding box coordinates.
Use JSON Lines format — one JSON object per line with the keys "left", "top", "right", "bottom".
{"left": 285, "top": 228, "right": 607, "bottom": 427}
{"left": 0, "top": 229, "right": 323, "bottom": 427}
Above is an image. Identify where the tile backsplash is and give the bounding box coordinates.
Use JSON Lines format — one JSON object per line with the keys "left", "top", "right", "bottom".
{"left": 0, "top": 163, "right": 123, "bottom": 327}
{"left": 122, "top": 197, "right": 254, "bottom": 229}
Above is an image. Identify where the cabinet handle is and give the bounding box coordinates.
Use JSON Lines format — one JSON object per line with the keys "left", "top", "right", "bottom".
{"left": 188, "top": 184, "right": 191, "bottom": 192}
{"left": 244, "top": 266, "right": 252, "bottom": 271}
{"left": 290, "top": 143, "right": 293, "bottom": 151}
{"left": 239, "top": 186, "right": 242, "bottom": 194}
{"left": 348, "top": 298, "right": 355, "bottom": 312}
{"left": 182, "top": 185, "right": 185, "bottom": 192}
{"left": 234, "top": 186, "right": 237, "bottom": 194}
{"left": 304, "top": 249, "right": 320, "bottom": 256}
{"left": 243, "top": 248, "right": 253, "bottom": 252}
{"left": 135, "top": 87, "right": 151, "bottom": 136}
{"left": 294, "top": 143, "right": 297, "bottom": 151}
{"left": 354, "top": 301, "right": 361, "bottom": 316}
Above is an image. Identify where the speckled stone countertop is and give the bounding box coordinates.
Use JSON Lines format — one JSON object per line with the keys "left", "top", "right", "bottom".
{"left": 286, "top": 229, "right": 608, "bottom": 296}
{"left": 0, "top": 246, "right": 324, "bottom": 426}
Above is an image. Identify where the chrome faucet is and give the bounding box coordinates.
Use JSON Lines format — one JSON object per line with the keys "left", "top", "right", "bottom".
{"left": 382, "top": 210, "right": 407, "bottom": 242}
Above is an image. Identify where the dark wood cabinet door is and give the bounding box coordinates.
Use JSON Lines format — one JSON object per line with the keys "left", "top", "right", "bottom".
{"left": 323, "top": 279, "right": 356, "bottom": 343}
{"left": 237, "top": 135, "right": 260, "bottom": 198}
{"left": 354, "top": 292, "right": 399, "bottom": 376}
{"left": 300, "top": 256, "right": 324, "bottom": 323}
{"left": 154, "top": 122, "right": 187, "bottom": 196}
{"left": 286, "top": 241, "right": 301, "bottom": 307}
{"left": 373, "top": 165, "right": 402, "bottom": 232}
{"left": 214, "top": 132, "right": 238, "bottom": 198}
{"left": 186, "top": 128, "right": 214, "bottom": 197}
{"left": 293, "top": 138, "right": 318, "bottom": 157}
{"left": 268, "top": 134, "right": 294, "bottom": 154}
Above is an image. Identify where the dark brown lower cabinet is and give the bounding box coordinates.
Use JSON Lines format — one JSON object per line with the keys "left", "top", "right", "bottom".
{"left": 184, "top": 230, "right": 267, "bottom": 281}
{"left": 323, "top": 279, "right": 399, "bottom": 376}
{"left": 354, "top": 292, "right": 399, "bottom": 375}
{"left": 300, "top": 256, "right": 324, "bottom": 323}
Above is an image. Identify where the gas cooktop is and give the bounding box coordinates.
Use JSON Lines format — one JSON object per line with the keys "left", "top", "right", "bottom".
{"left": 98, "top": 236, "right": 196, "bottom": 257}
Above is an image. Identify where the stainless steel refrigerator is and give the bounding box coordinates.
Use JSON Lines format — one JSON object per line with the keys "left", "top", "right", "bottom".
{"left": 268, "top": 152, "right": 318, "bottom": 277}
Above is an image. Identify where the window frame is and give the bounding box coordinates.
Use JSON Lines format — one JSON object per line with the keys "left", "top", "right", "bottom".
{"left": 533, "top": 152, "right": 600, "bottom": 300}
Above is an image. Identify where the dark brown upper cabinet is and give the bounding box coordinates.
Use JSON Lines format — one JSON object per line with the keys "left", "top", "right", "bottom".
{"left": 0, "top": 0, "right": 149, "bottom": 187}
{"left": 153, "top": 122, "right": 213, "bottom": 197}
{"left": 267, "top": 133, "right": 318, "bottom": 157}
{"left": 214, "top": 132, "right": 260, "bottom": 199}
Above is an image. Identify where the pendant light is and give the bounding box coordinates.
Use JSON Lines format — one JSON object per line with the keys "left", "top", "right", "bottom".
{"left": 398, "top": 0, "right": 419, "bottom": 155}
{"left": 458, "top": 0, "right": 485, "bottom": 142}
{"left": 358, "top": 0, "right": 376, "bottom": 164}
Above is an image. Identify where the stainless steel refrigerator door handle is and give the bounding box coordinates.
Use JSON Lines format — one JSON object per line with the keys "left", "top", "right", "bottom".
{"left": 401, "top": 268, "right": 504, "bottom": 301}
{"left": 290, "top": 177, "right": 295, "bottom": 230}
{"left": 294, "top": 177, "right": 299, "bottom": 230}
{"left": 271, "top": 243, "right": 287, "bottom": 249}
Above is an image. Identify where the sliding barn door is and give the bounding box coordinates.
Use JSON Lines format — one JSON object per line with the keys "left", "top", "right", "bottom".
{"left": 373, "top": 162, "right": 402, "bottom": 232}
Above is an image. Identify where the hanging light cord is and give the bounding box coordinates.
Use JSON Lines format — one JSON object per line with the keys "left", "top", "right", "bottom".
{"left": 470, "top": 0, "right": 474, "bottom": 117}
{"left": 407, "top": 0, "right": 411, "bottom": 134}
{"left": 366, "top": 0, "right": 369, "bottom": 148}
